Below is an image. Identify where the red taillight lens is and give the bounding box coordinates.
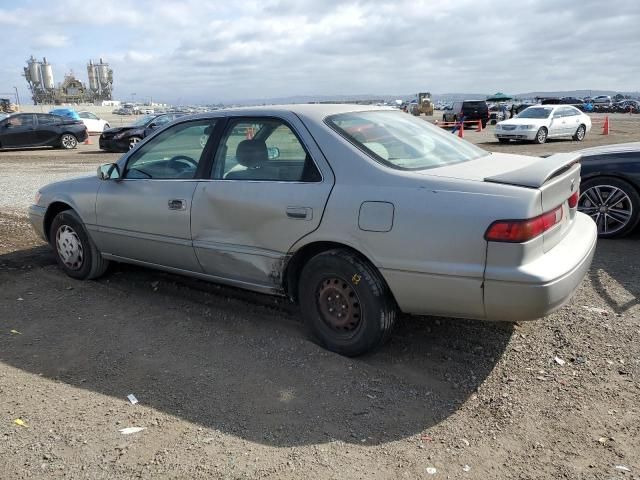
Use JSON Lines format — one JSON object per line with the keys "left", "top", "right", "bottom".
{"left": 485, "top": 206, "right": 563, "bottom": 243}
{"left": 568, "top": 190, "right": 579, "bottom": 208}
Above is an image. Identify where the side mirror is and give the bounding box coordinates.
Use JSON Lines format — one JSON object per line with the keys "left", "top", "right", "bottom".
{"left": 98, "top": 163, "right": 120, "bottom": 180}
{"left": 267, "top": 146, "right": 280, "bottom": 160}
{"left": 148, "top": 123, "right": 157, "bottom": 129}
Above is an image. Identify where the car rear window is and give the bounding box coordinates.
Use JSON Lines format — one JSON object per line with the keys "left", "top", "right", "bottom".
{"left": 326, "top": 110, "right": 488, "bottom": 171}
{"left": 462, "top": 101, "right": 487, "bottom": 109}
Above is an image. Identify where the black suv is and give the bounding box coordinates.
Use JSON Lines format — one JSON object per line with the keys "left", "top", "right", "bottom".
{"left": 442, "top": 100, "right": 489, "bottom": 128}
{"left": 99, "top": 113, "right": 185, "bottom": 152}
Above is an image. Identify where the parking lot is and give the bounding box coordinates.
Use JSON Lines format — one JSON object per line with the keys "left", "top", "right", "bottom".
{"left": 0, "top": 112, "right": 638, "bottom": 479}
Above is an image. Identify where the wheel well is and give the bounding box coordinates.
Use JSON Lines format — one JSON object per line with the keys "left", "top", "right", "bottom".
{"left": 283, "top": 241, "right": 391, "bottom": 303}
{"left": 582, "top": 174, "right": 640, "bottom": 196}
{"left": 43, "top": 202, "right": 73, "bottom": 242}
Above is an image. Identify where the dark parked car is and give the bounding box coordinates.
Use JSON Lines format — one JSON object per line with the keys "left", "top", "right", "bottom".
{"left": 613, "top": 100, "right": 640, "bottom": 113}
{"left": 0, "top": 113, "right": 88, "bottom": 150}
{"left": 99, "top": 113, "right": 185, "bottom": 152}
{"left": 442, "top": 100, "right": 490, "bottom": 128}
{"left": 577, "top": 142, "right": 640, "bottom": 238}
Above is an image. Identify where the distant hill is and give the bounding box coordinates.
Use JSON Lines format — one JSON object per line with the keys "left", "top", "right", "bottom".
{"left": 228, "top": 90, "right": 640, "bottom": 106}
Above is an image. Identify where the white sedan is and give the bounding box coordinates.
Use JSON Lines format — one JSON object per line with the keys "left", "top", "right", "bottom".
{"left": 78, "top": 111, "right": 110, "bottom": 133}
{"left": 495, "top": 105, "right": 591, "bottom": 144}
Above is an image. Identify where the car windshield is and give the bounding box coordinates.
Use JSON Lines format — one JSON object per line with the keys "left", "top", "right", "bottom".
{"left": 517, "top": 107, "right": 553, "bottom": 119}
{"left": 327, "top": 110, "right": 488, "bottom": 171}
{"left": 131, "top": 115, "right": 156, "bottom": 127}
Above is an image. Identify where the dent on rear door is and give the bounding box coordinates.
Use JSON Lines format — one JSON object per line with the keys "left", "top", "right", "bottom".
{"left": 190, "top": 113, "right": 335, "bottom": 290}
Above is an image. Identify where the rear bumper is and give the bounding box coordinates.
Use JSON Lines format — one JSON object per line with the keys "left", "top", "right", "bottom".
{"left": 28, "top": 205, "right": 47, "bottom": 241}
{"left": 483, "top": 212, "right": 597, "bottom": 321}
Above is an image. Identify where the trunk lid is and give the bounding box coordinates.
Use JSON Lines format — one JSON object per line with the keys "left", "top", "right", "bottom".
{"left": 421, "top": 152, "right": 582, "bottom": 251}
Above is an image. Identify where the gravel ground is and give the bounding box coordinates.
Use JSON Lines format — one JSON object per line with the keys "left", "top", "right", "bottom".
{"left": 0, "top": 113, "right": 638, "bottom": 479}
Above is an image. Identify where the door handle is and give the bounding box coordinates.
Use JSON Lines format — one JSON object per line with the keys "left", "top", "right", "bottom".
{"left": 286, "top": 206, "right": 312, "bottom": 220}
{"left": 168, "top": 199, "right": 186, "bottom": 211}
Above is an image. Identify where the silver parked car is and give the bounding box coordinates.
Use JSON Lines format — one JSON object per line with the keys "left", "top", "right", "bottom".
{"left": 29, "top": 105, "right": 597, "bottom": 356}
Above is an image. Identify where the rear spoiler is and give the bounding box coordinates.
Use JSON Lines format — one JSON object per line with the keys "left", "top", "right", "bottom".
{"left": 484, "top": 152, "right": 581, "bottom": 188}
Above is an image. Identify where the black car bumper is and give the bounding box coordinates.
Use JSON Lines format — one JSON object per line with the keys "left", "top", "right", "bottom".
{"left": 99, "top": 136, "right": 129, "bottom": 152}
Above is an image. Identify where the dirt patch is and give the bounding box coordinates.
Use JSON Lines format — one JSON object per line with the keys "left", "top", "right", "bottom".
{"left": 0, "top": 212, "right": 638, "bottom": 479}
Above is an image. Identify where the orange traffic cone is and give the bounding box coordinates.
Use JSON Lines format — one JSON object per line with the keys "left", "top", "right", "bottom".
{"left": 602, "top": 116, "right": 609, "bottom": 135}
{"left": 84, "top": 132, "right": 92, "bottom": 145}
{"left": 476, "top": 119, "right": 482, "bottom": 132}
{"left": 458, "top": 121, "right": 464, "bottom": 138}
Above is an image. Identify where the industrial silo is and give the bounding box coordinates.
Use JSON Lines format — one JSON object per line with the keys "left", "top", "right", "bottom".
{"left": 41, "top": 57, "right": 55, "bottom": 90}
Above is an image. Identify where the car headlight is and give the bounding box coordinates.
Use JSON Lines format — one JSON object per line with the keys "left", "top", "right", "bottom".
{"left": 34, "top": 191, "right": 42, "bottom": 205}
{"left": 519, "top": 125, "right": 534, "bottom": 130}
{"left": 496, "top": 124, "right": 502, "bottom": 129}
{"left": 113, "top": 131, "right": 127, "bottom": 139}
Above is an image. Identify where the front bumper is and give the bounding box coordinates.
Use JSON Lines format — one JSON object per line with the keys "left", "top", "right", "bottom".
{"left": 495, "top": 130, "right": 537, "bottom": 141}
{"left": 99, "top": 136, "right": 128, "bottom": 152}
{"left": 28, "top": 205, "right": 48, "bottom": 242}
{"left": 483, "top": 212, "right": 597, "bottom": 321}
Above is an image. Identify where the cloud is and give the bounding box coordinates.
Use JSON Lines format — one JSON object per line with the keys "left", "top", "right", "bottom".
{"left": 31, "top": 33, "right": 70, "bottom": 49}
{"left": 1, "top": 0, "right": 640, "bottom": 103}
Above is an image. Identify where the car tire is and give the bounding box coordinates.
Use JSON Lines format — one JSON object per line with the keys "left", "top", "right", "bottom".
{"left": 482, "top": 120, "right": 488, "bottom": 128}
{"left": 60, "top": 133, "right": 78, "bottom": 149}
{"left": 578, "top": 177, "right": 640, "bottom": 238}
{"left": 298, "top": 249, "right": 397, "bottom": 357}
{"left": 534, "top": 127, "right": 547, "bottom": 144}
{"left": 50, "top": 210, "right": 110, "bottom": 280}
{"left": 128, "top": 136, "right": 142, "bottom": 150}
{"left": 573, "top": 124, "right": 586, "bottom": 141}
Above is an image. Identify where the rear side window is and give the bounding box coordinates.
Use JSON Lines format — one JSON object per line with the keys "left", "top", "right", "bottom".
{"left": 211, "top": 118, "right": 321, "bottom": 182}
{"left": 327, "top": 110, "right": 487, "bottom": 171}
{"left": 36, "top": 114, "right": 60, "bottom": 125}
{"left": 462, "top": 101, "right": 487, "bottom": 110}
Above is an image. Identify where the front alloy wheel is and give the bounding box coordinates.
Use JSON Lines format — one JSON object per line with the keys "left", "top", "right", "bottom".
{"left": 129, "top": 136, "right": 142, "bottom": 149}
{"left": 534, "top": 127, "right": 547, "bottom": 144}
{"left": 579, "top": 177, "right": 640, "bottom": 238}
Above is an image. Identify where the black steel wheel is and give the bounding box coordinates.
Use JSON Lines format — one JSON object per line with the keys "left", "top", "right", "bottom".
{"left": 298, "top": 249, "right": 396, "bottom": 356}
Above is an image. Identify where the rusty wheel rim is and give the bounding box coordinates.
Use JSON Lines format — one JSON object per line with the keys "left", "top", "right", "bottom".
{"left": 316, "top": 277, "right": 362, "bottom": 333}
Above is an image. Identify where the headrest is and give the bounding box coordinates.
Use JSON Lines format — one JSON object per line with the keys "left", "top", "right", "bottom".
{"left": 236, "top": 139, "right": 268, "bottom": 168}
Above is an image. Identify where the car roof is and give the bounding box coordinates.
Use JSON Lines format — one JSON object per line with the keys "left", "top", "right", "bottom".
{"left": 177, "top": 104, "right": 395, "bottom": 123}
{"left": 578, "top": 142, "right": 640, "bottom": 156}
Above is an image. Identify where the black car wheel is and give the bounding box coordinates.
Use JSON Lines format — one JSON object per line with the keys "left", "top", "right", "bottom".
{"left": 128, "top": 136, "right": 142, "bottom": 149}
{"left": 50, "top": 210, "right": 110, "bottom": 279}
{"left": 579, "top": 177, "right": 640, "bottom": 238}
{"left": 573, "top": 124, "right": 586, "bottom": 141}
{"left": 534, "top": 127, "right": 547, "bottom": 144}
{"left": 298, "top": 249, "right": 396, "bottom": 357}
{"left": 60, "top": 134, "right": 78, "bottom": 149}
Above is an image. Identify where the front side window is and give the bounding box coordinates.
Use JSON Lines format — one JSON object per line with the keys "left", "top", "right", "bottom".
{"left": 327, "top": 110, "right": 487, "bottom": 171}
{"left": 212, "top": 118, "right": 321, "bottom": 182}
{"left": 124, "top": 119, "right": 216, "bottom": 180}
{"left": 8, "top": 114, "right": 34, "bottom": 127}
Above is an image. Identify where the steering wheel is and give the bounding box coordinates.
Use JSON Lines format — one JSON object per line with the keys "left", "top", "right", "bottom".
{"left": 167, "top": 155, "right": 198, "bottom": 171}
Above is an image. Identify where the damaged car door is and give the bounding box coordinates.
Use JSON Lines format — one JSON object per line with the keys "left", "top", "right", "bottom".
{"left": 190, "top": 114, "right": 334, "bottom": 291}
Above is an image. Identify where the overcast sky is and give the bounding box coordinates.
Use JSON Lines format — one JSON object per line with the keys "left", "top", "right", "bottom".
{"left": 1, "top": 0, "right": 639, "bottom": 104}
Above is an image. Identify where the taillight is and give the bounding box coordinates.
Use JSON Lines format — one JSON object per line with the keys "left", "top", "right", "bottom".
{"left": 568, "top": 190, "right": 579, "bottom": 208}
{"left": 485, "top": 206, "right": 563, "bottom": 243}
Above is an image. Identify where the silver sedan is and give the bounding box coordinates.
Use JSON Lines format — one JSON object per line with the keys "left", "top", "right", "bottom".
{"left": 29, "top": 105, "right": 597, "bottom": 356}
